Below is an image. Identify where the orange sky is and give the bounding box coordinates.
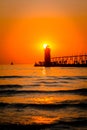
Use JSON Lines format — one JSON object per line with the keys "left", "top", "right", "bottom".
{"left": 0, "top": 0, "right": 87, "bottom": 64}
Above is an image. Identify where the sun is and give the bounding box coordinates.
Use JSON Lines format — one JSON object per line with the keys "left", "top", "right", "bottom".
{"left": 43, "top": 44, "right": 48, "bottom": 49}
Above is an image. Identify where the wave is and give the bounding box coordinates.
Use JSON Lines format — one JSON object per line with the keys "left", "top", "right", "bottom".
{"left": 0, "top": 75, "right": 87, "bottom": 80}
{"left": 44, "top": 76, "right": 87, "bottom": 80}
{"left": 0, "top": 101, "right": 87, "bottom": 109}
{"left": 52, "top": 76, "right": 87, "bottom": 81}
{"left": 0, "top": 88, "right": 87, "bottom": 96}
{"left": 54, "top": 117, "right": 87, "bottom": 130}
{"left": 0, "top": 85, "right": 23, "bottom": 89}
{"left": 0, "top": 117, "right": 87, "bottom": 130}
{"left": 0, "top": 76, "right": 32, "bottom": 79}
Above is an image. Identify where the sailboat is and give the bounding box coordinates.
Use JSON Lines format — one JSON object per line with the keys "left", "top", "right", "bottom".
{"left": 10, "top": 62, "right": 14, "bottom": 65}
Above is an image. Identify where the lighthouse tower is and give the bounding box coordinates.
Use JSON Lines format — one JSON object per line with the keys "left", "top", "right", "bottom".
{"left": 44, "top": 45, "right": 51, "bottom": 66}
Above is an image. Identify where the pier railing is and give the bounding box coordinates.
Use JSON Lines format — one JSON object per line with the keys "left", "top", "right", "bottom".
{"left": 51, "top": 54, "right": 87, "bottom": 64}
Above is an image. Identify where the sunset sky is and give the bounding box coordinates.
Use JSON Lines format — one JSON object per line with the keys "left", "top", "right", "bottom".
{"left": 0, "top": 0, "right": 87, "bottom": 64}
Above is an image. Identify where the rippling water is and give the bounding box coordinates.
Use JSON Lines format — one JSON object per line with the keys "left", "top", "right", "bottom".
{"left": 0, "top": 65, "right": 87, "bottom": 130}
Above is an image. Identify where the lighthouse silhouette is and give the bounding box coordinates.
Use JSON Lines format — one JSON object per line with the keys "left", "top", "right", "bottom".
{"left": 44, "top": 45, "right": 51, "bottom": 66}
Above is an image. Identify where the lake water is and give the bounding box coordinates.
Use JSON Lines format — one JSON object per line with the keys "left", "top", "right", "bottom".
{"left": 0, "top": 65, "right": 87, "bottom": 130}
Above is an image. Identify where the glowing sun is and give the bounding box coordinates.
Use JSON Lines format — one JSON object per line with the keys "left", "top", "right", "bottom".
{"left": 43, "top": 44, "right": 48, "bottom": 49}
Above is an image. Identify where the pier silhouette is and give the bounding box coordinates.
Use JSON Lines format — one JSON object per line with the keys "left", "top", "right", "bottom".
{"left": 34, "top": 46, "right": 87, "bottom": 67}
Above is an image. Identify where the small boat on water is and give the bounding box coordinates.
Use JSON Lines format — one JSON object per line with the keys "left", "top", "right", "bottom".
{"left": 10, "top": 62, "right": 14, "bottom": 65}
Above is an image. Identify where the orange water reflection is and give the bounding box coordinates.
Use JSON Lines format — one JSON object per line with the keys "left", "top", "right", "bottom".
{"left": 0, "top": 106, "right": 86, "bottom": 125}
{"left": 31, "top": 116, "right": 58, "bottom": 124}
{"left": 0, "top": 94, "right": 86, "bottom": 104}
{"left": 0, "top": 65, "right": 87, "bottom": 126}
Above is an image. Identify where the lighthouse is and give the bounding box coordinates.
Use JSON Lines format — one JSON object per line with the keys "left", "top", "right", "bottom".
{"left": 44, "top": 45, "right": 51, "bottom": 66}
{"left": 34, "top": 44, "right": 87, "bottom": 67}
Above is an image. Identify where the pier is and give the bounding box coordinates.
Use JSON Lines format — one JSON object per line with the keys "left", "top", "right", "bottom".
{"left": 51, "top": 55, "right": 87, "bottom": 66}
{"left": 34, "top": 45, "right": 87, "bottom": 67}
